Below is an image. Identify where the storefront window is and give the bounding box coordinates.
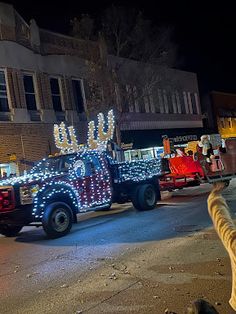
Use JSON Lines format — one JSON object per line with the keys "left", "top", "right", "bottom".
{"left": 0, "top": 163, "right": 18, "bottom": 179}
{"left": 140, "top": 149, "right": 154, "bottom": 160}
{"left": 130, "top": 150, "right": 140, "bottom": 160}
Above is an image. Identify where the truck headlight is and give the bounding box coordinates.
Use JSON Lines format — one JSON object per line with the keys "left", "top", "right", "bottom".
{"left": 20, "top": 185, "right": 39, "bottom": 205}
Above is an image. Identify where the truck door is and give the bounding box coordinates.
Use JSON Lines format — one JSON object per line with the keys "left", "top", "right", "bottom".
{"left": 71, "top": 155, "right": 112, "bottom": 209}
{"left": 69, "top": 157, "right": 92, "bottom": 209}
{"left": 89, "top": 155, "right": 112, "bottom": 206}
{"left": 74, "top": 156, "right": 107, "bottom": 208}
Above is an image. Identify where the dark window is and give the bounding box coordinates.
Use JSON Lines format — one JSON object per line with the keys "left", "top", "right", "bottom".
{"left": 138, "top": 88, "right": 145, "bottom": 113}
{"left": 0, "top": 70, "right": 9, "bottom": 112}
{"left": 91, "top": 156, "right": 102, "bottom": 170}
{"left": 126, "top": 85, "right": 135, "bottom": 112}
{"left": 139, "top": 101, "right": 145, "bottom": 113}
{"left": 179, "top": 92, "right": 186, "bottom": 114}
{"left": 121, "top": 85, "right": 129, "bottom": 112}
{"left": 72, "top": 79, "right": 85, "bottom": 113}
{"left": 23, "top": 74, "right": 37, "bottom": 110}
{"left": 175, "top": 91, "right": 181, "bottom": 114}
{"left": 85, "top": 160, "right": 96, "bottom": 176}
{"left": 157, "top": 89, "right": 163, "bottom": 113}
{"left": 50, "top": 78, "right": 62, "bottom": 112}
{"left": 122, "top": 102, "right": 129, "bottom": 112}
{"left": 60, "top": 155, "right": 75, "bottom": 172}
{"left": 0, "top": 98, "right": 9, "bottom": 112}
{"left": 167, "top": 92, "right": 174, "bottom": 113}
{"left": 163, "top": 90, "right": 168, "bottom": 113}
{"left": 153, "top": 89, "right": 160, "bottom": 113}
{"left": 191, "top": 93, "right": 198, "bottom": 114}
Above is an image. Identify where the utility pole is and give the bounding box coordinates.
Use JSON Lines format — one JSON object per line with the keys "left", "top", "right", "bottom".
{"left": 20, "top": 135, "right": 27, "bottom": 172}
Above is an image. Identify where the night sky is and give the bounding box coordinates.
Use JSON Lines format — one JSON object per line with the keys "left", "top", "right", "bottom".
{"left": 4, "top": 0, "right": 236, "bottom": 96}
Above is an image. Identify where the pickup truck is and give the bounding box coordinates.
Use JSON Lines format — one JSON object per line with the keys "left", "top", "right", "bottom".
{"left": 0, "top": 150, "right": 161, "bottom": 238}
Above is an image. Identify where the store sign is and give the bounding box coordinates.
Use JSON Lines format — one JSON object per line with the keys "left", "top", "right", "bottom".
{"left": 121, "top": 143, "right": 133, "bottom": 150}
{"left": 172, "top": 135, "right": 198, "bottom": 143}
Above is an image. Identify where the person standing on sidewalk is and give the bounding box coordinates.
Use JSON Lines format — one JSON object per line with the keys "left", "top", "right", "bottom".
{"left": 207, "top": 181, "right": 236, "bottom": 312}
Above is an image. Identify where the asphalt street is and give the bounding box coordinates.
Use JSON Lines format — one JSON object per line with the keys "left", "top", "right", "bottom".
{"left": 1, "top": 181, "right": 236, "bottom": 314}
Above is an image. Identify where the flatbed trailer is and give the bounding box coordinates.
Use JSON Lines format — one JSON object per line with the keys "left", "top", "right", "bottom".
{"left": 159, "top": 137, "right": 236, "bottom": 191}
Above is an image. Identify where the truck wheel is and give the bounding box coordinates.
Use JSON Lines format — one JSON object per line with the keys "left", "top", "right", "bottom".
{"left": 132, "top": 184, "right": 157, "bottom": 211}
{"left": 224, "top": 180, "right": 230, "bottom": 187}
{"left": 0, "top": 225, "right": 22, "bottom": 237}
{"left": 42, "top": 202, "right": 73, "bottom": 239}
{"left": 131, "top": 185, "right": 141, "bottom": 210}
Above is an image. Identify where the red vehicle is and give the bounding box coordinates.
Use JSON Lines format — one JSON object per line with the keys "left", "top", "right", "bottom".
{"left": 0, "top": 151, "right": 162, "bottom": 238}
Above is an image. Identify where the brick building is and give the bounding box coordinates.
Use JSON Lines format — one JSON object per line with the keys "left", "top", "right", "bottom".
{"left": 0, "top": 2, "right": 204, "bottom": 176}
{"left": 108, "top": 56, "right": 203, "bottom": 148}
{"left": 210, "top": 91, "right": 236, "bottom": 138}
{"left": 0, "top": 2, "right": 109, "bottom": 176}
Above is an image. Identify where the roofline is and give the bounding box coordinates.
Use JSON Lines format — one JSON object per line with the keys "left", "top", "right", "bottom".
{"left": 211, "top": 90, "right": 236, "bottom": 96}
{"left": 40, "top": 28, "right": 99, "bottom": 45}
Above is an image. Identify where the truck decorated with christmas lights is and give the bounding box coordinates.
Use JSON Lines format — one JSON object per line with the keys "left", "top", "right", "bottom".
{"left": 0, "top": 110, "right": 162, "bottom": 238}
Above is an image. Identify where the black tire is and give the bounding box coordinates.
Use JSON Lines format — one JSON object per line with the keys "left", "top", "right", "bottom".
{"left": 42, "top": 202, "right": 73, "bottom": 239}
{"left": 131, "top": 185, "right": 141, "bottom": 210}
{"left": 132, "top": 184, "right": 157, "bottom": 211}
{"left": 0, "top": 225, "right": 22, "bottom": 237}
{"left": 224, "top": 180, "right": 230, "bottom": 187}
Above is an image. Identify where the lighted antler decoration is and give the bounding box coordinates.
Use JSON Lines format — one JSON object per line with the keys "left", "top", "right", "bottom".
{"left": 53, "top": 110, "right": 115, "bottom": 154}
{"left": 54, "top": 122, "right": 79, "bottom": 154}
{"left": 87, "top": 109, "right": 115, "bottom": 150}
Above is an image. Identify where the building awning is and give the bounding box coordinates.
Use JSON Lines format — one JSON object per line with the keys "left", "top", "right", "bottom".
{"left": 121, "top": 128, "right": 206, "bottom": 149}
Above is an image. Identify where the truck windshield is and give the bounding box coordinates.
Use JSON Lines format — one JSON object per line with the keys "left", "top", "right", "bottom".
{"left": 30, "top": 158, "right": 61, "bottom": 174}
{"left": 30, "top": 156, "right": 72, "bottom": 174}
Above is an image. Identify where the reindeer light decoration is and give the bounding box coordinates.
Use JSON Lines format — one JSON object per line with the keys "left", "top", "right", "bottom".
{"left": 54, "top": 122, "right": 79, "bottom": 154}
{"left": 53, "top": 110, "right": 115, "bottom": 154}
{"left": 88, "top": 110, "right": 115, "bottom": 150}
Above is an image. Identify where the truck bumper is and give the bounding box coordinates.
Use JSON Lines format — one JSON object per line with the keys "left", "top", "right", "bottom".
{"left": 0, "top": 206, "right": 34, "bottom": 226}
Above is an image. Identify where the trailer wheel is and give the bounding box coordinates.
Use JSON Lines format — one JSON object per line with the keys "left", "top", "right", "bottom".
{"left": 132, "top": 184, "right": 157, "bottom": 211}
{"left": 0, "top": 225, "right": 22, "bottom": 237}
{"left": 42, "top": 202, "right": 73, "bottom": 238}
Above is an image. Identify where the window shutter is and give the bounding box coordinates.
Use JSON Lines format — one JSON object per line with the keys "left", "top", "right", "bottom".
{"left": 5, "top": 68, "right": 16, "bottom": 109}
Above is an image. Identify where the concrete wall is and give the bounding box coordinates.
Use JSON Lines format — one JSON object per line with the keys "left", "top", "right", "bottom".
{"left": 0, "top": 2, "right": 16, "bottom": 28}
{"left": 0, "top": 41, "right": 89, "bottom": 77}
{"left": 211, "top": 91, "right": 236, "bottom": 138}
